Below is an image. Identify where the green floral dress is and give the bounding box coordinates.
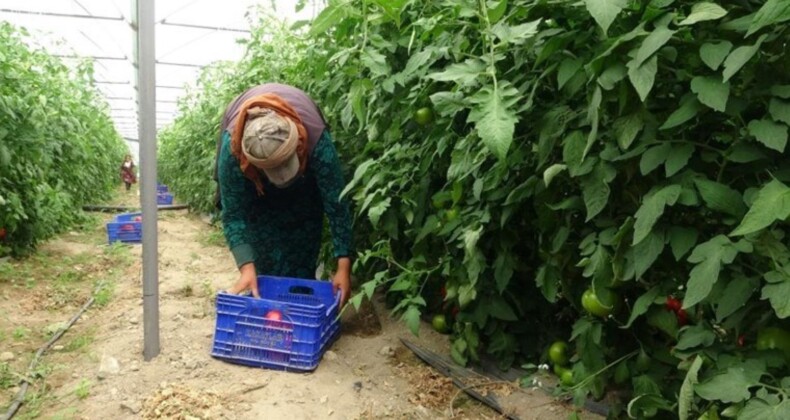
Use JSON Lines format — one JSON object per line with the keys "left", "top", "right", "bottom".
{"left": 217, "top": 129, "right": 353, "bottom": 279}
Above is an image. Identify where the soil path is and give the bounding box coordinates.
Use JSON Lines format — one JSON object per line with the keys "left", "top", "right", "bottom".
{"left": 1, "top": 190, "right": 593, "bottom": 420}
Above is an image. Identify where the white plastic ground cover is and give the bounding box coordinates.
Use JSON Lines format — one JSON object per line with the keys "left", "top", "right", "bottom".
{"left": 1, "top": 0, "right": 320, "bottom": 157}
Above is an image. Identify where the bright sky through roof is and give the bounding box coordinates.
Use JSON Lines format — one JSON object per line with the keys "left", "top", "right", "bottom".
{"left": 0, "top": 0, "right": 321, "bottom": 159}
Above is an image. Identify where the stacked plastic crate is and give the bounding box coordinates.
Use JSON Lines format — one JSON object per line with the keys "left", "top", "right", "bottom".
{"left": 157, "top": 184, "right": 174, "bottom": 205}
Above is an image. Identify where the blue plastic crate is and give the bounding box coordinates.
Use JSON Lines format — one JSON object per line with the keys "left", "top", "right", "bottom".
{"left": 106, "top": 212, "right": 142, "bottom": 244}
{"left": 211, "top": 276, "right": 341, "bottom": 371}
{"left": 157, "top": 184, "right": 169, "bottom": 193}
{"left": 157, "top": 193, "right": 173, "bottom": 205}
{"left": 212, "top": 323, "right": 340, "bottom": 371}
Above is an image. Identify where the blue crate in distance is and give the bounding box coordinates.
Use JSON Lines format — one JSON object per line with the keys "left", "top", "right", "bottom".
{"left": 107, "top": 212, "right": 142, "bottom": 244}
{"left": 157, "top": 192, "right": 173, "bottom": 205}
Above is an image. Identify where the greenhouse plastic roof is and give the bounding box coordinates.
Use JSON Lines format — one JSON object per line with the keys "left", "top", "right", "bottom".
{"left": 1, "top": 0, "right": 320, "bottom": 158}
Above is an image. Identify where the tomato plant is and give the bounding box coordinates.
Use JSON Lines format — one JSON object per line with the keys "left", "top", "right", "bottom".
{"left": 157, "top": 1, "right": 790, "bottom": 418}
{"left": 0, "top": 23, "right": 126, "bottom": 257}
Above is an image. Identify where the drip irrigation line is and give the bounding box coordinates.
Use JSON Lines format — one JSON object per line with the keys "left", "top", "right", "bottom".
{"left": 1, "top": 290, "right": 98, "bottom": 420}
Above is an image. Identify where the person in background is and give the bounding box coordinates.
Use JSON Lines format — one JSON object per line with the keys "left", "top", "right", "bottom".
{"left": 120, "top": 154, "right": 136, "bottom": 191}
{"left": 214, "top": 83, "right": 353, "bottom": 304}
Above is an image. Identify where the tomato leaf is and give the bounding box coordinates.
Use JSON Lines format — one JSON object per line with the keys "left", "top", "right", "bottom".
{"left": 699, "top": 41, "right": 733, "bottom": 71}
{"left": 685, "top": 235, "right": 739, "bottom": 308}
{"left": 557, "top": 58, "right": 583, "bottom": 90}
{"left": 632, "top": 230, "right": 665, "bottom": 279}
{"left": 694, "top": 178, "right": 747, "bottom": 217}
{"left": 427, "top": 58, "right": 486, "bottom": 86}
{"left": 669, "top": 226, "right": 699, "bottom": 261}
{"left": 691, "top": 76, "right": 730, "bottom": 112}
{"left": 661, "top": 96, "right": 703, "bottom": 130}
{"left": 623, "top": 286, "right": 660, "bottom": 328}
{"left": 633, "top": 185, "right": 681, "bottom": 245}
{"left": 581, "top": 163, "right": 615, "bottom": 221}
{"left": 535, "top": 264, "right": 560, "bottom": 303}
{"left": 747, "top": 0, "right": 790, "bottom": 37}
{"left": 676, "top": 324, "right": 717, "bottom": 350}
{"left": 635, "top": 26, "right": 675, "bottom": 66}
{"left": 309, "top": 3, "right": 353, "bottom": 35}
{"left": 628, "top": 55, "right": 658, "bottom": 102}
{"left": 695, "top": 361, "right": 765, "bottom": 403}
{"left": 543, "top": 164, "right": 567, "bottom": 188}
{"left": 738, "top": 397, "right": 790, "bottom": 419}
{"left": 748, "top": 119, "right": 789, "bottom": 153}
{"left": 489, "top": 296, "right": 518, "bottom": 321}
{"left": 761, "top": 270, "right": 790, "bottom": 318}
{"left": 491, "top": 20, "right": 542, "bottom": 45}
{"left": 640, "top": 143, "right": 671, "bottom": 175}
{"left": 401, "top": 305, "right": 422, "bottom": 336}
{"left": 468, "top": 83, "right": 520, "bottom": 159}
{"left": 769, "top": 98, "right": 790, "bottom": 125}
{"left": 732, "top": 180, "right": 790, "bottom": 236}
{"left": 613, "top": 112, "right": 644, "bottom": 150}
{"left": 678, "top": 356, "right": 704, "bottom": 420}
{"left": 583, "top": 0, "right": 627, "bottom": 35}
{"left": 665, "top": 143, "right": 695, "bottom": 177}
{"left": 715, "top": 275, "right": 756, "bottom": 322}
{"left": 679, "top": 2, "right": 728, "bottom": 26}
{"left": 722, "top": 35, "right": 767, "bottom": 82}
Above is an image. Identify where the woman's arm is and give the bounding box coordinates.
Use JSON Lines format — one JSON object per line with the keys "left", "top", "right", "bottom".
{"left": 217, "top": 132, "right": 256, "bottom": 269}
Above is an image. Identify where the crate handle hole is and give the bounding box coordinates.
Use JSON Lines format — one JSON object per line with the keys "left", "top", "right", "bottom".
{"left": 288, "top": 285, "right": 314, "bottom": 295}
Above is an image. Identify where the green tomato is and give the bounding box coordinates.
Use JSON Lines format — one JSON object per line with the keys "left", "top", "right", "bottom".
{"left": 432, "top": 314, "right": 449, "bottom": 334}
{"left": 548, "top": 341, "right": 569, "bottom": 365}
{"left": 560, "top": 369, "right": 574, "bottom": 387}
{"left": 581, "top": 288, "right": 615, "bottom": 318}
{"left": 553, "top": 363, "right": 565, "bottom": 375}
{"left": 756, "top": 327, "right": 790, "bottom": 358}
{"left": 414, "top": 107, "right": 433, "bottom": 126}
{"left": 445, "top": 208, "right": 459, "bottom": 222}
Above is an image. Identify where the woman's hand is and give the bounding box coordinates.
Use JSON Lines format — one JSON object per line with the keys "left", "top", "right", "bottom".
{"left": 228, "top": 263, "right": 259, "bottom": 297}
{"left": 332, "top": 257, "right": 352, "bottom": 306}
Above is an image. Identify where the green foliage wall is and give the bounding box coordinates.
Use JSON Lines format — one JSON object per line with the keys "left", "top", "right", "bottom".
{"left": 158, "top": 1, "right": 790, "bottom": 417}
{"left": 0, "top": 23, "right": 127, "bottom": 256}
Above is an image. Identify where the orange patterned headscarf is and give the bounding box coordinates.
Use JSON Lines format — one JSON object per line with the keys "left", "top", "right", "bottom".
{"left": 230, "top": 93, "right": 308, "bottom": 195}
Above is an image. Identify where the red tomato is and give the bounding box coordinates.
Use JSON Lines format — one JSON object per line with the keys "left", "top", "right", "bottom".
{"left": 737, "top": 335, "right": 745, "bottom": 347}
{"left": 676, "top": 309, "right": 689, "bottom": 326}
{"left": 665, "top": 296, "right": 682, "bottom": 312}
{"left": 265, "top": 310, "right": 282, "bottom": 321}
{"left": 134, "top": 216, "right": 142, "bottom": 222}
{"left": 0, "top": 228, "right": 6, "bottom": 240}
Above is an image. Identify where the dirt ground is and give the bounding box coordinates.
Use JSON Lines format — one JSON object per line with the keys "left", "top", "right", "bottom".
{"left": 0, "top": 188, "right": 594, "bottom": 420}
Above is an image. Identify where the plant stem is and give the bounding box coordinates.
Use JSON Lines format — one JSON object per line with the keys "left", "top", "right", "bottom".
{"left": 478, "top": 0, "right": 499, "bottom": 90}
{"left": 568, "top": 350, "right": 638, "bottom": 392}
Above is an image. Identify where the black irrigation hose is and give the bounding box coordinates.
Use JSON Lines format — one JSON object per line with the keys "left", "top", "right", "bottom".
{"left": 82, "top": 204, "right": 189, "bottom": 213}
{"left": 1, "top": 292, "right": 96, "bottom": 420}
{"left": 401, "top": 338, "right": 611, "bottom": 418}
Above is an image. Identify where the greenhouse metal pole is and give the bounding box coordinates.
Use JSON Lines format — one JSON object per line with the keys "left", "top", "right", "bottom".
{"left": 133, "top": 0, "right": 160, "bottom": 361}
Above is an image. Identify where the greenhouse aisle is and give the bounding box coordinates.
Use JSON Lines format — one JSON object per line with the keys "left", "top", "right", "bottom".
{"left": 0, "top": 189, "right": 587, "bottom": 420}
